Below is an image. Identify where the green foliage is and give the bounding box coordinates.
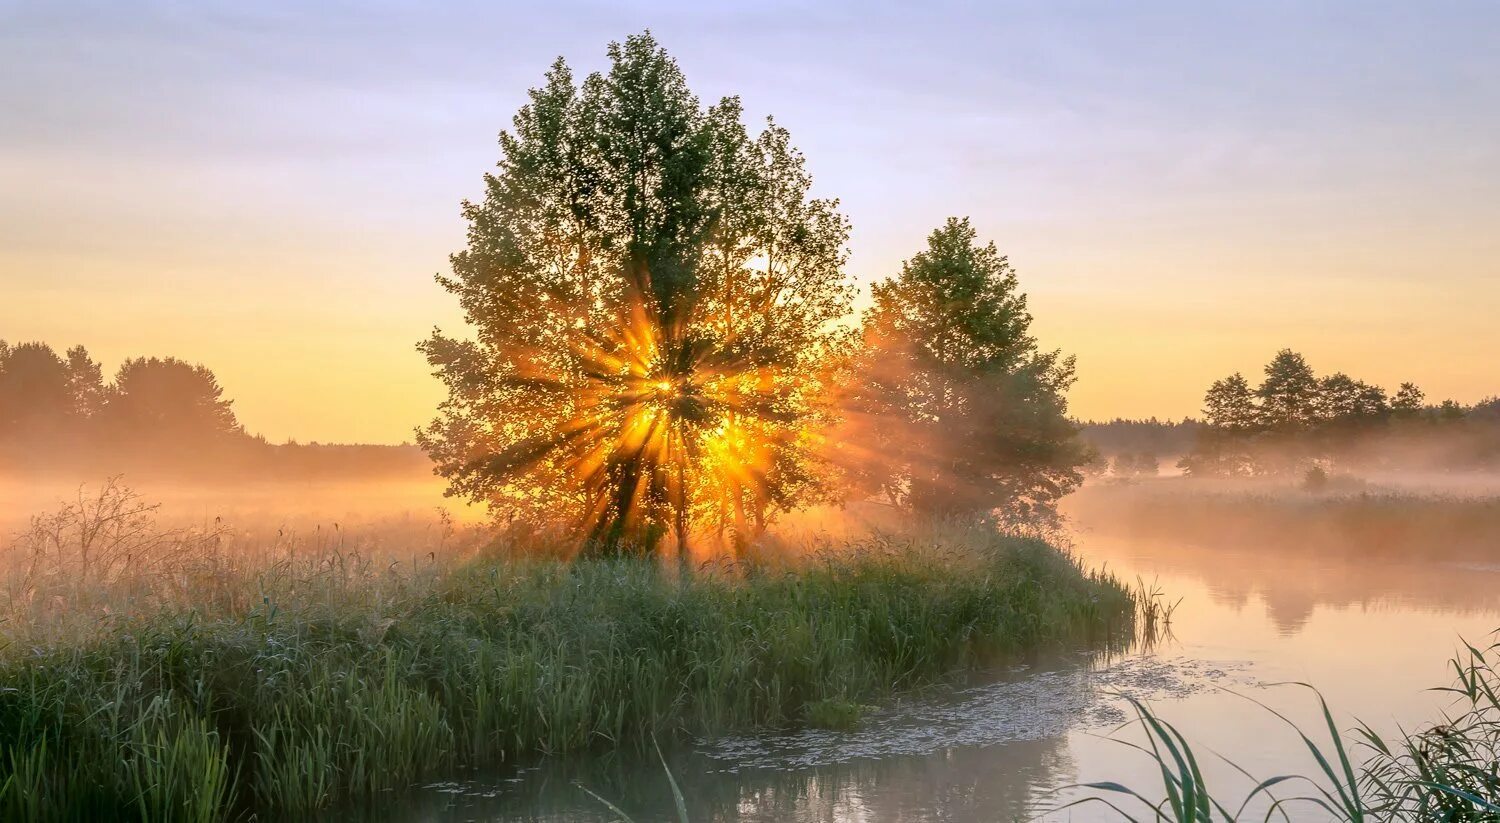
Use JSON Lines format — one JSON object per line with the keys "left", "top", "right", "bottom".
{"left": 0, "top": 341, "right": 75, "bottom": 437}
{"left": 802, "top": 697, "right": 870, "bottom": 730}
{"left": 0, "top": 529, "right": 1131, "bottom": 820}
{"left": 418, "top": 32, "right": 854, "bottom": 551}
{"left": 1301, "top": 464, "right": 1329, "bottom": 491}
{"left": 853, "top": 217, "right": 1086, "bottom": 522}
{"left": 1112, "top": 452, "right": 1161, "bottom": 479}
{"left": 1392, "top": 382, "right": 1426, "bottom": 415}
{"left": 1204, "top": 374, "right": 1258, "bottom": 432}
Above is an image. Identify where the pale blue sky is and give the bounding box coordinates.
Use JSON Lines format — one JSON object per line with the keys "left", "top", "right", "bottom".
{"left": 3, "top": 1, "right": 1497, "bottom": 441}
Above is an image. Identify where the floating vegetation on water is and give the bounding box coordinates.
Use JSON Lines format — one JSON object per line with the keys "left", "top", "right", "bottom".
{"left": 699, "top": 654, "right": 1252, "bottom": 772}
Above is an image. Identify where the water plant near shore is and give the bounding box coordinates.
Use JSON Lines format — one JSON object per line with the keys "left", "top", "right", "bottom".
{"left": 1063, "top": 638, "right": 1500, "bottom": 821}
{"left": 0, "top": 491, "right": 1133, "bottom": 821}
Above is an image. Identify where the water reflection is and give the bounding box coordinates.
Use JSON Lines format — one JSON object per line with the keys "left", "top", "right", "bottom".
{"left": 1070, "top": 514, "right": 1500, "bottom": 635}
{"left": 361, "top": 738, "right": 1069, "bottom": 822}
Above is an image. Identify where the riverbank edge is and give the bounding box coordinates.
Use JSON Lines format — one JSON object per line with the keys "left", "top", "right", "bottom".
{"left": 0, "top": 532, "right": 1134, "bottom": 820}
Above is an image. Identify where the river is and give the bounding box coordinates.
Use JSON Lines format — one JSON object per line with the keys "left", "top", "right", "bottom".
{"left": 338, "top": 484, "right": 1500, "bottom": 821}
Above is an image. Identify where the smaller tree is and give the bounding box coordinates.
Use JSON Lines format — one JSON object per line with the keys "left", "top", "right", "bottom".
{"left": 1469, "top": 396, "right": 1500, "bottom": 424}
{"left": 1078, "top": 446, "right": 1109, "bottom": 479}
{"left": 857, "top": 217, "right": 1085, "bottom": 522}
{"left": 1315, "top": 373, "right": 1388, "bottom": 426}
{"left": 1203, "top": 373, "right": 1259, "bottom": 431}
{"left": 1391, "top": 382, "right": 1425, "bottom": 418}
{"left": 1437, "top": 399, "right": 1467, "bottom": 423}
{"left": 1182, "top": 372, "right": 1260, "bottom": 477}
{"left": 65, "top": 345, "right": 107, "bottom": 420}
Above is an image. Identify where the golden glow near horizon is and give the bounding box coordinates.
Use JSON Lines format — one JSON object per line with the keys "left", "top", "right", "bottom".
{"left": 3, "top": 5, "right": 1497, "bottom": 443}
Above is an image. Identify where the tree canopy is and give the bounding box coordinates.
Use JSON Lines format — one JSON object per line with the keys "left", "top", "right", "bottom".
{"left": 852, "top": 217, "right": 1085, "bottom": 522}
{"left": 418, "top": 32, "right": 853, "bottom": 553}
{"left": 102, "top": 357, "right": 241, "bottom": 441}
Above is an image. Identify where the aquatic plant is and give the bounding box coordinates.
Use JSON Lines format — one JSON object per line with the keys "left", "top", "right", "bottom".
{"left": 1063, "top": 637, "right": 1500, "bottom": 821}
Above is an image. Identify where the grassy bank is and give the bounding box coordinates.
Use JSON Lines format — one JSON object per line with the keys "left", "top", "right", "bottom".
{"left": 0, "top": 493, "right": 1132, "bottom": 821}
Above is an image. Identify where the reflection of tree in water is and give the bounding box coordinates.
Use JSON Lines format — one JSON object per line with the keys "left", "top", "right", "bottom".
{"left": 698, "top": 738, "right": 1071, "bottom": 822}
{"left": 325, "top": 734, "right": 1073, "bottom": 822}
{"left": 1069, "top": 493, "right": 1500, "bottom": 635}
{"left": 1261, "top": 591, "right": 1318, "bottom": 635}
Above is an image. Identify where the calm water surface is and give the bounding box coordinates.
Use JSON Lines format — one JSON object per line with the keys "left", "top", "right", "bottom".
{"left": 350, "top": 494, "right": 1500, "bottom": 822}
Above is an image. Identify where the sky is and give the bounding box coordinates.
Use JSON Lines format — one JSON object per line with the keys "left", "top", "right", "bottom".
{"left": 2, "top": 1, "right": 1498, "bottom": 444}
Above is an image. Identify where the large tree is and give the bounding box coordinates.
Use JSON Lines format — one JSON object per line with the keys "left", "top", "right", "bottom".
{"left": 1391, "top": 382, "right": 1425, "bottom": 419}
{"left": 419, "top": 33, "right": 852, "bottom": 553}
{"left": 853, "top": 217, "right": 1085, "bottom": 523}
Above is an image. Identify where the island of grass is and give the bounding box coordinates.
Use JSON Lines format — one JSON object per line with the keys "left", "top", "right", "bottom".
{"left": 0, "top": 523, "right": 1132, "bottom": 820}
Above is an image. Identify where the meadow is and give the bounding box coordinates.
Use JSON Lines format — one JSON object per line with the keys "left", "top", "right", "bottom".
{"left": 0, "top": 481, "right": 1135, "bottom": 821}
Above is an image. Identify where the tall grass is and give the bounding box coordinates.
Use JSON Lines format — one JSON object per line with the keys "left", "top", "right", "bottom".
{"left": 0, "top": 485, "right": 1134, "bottom": 820}
{"left": 1065, "top": 638, "right": 1500, "bottom": 821}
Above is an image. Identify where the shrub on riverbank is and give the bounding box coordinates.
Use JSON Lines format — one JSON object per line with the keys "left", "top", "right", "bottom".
{"left": 0, "top": 499, "right": 1132, "bottom": 821}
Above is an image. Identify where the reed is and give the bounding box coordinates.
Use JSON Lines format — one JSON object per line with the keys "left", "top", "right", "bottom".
{"left": 0, "top": 488, "right": 1134, "bottom": 820}
{"left": 1063, "top": 637, "right": 1500, "bottom": 821}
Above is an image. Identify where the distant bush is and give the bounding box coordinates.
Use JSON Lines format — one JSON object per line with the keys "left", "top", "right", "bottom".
{"left": 1302, "top": 464, "right": 1329, "bottom": 491}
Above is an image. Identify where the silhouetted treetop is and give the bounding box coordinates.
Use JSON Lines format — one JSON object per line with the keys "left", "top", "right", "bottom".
{"left": 1257, "top": 349, "right": 1320, "bottom": 431}
{"left": 103, "top": 357, "right": 241, "bottom": 440}
{"left": 1180, "top": 349, "right": 1498, "bottom": 476}
{"left": 0, "top": 342, "right": 77, "bottom": 439}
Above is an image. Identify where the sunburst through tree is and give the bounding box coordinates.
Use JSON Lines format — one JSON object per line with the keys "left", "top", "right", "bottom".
{"left": 419, "top": 33, "right": 852, "bottom": 555}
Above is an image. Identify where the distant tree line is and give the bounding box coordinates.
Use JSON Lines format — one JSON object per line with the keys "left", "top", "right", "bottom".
{"left": 0, "top": 340, "right": 423, "bottom": 479}
{"left": 1075, "top": 417, "right": 1200, "bottom": 478}
{"left": 1077, "top": 417, "right": 1201, "bottom": 458}
{"left": 1180, "top": 348, "right": 1500, "bottom": 476}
